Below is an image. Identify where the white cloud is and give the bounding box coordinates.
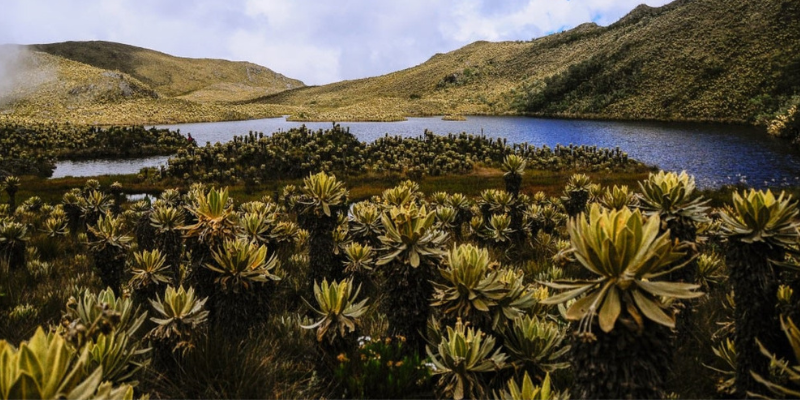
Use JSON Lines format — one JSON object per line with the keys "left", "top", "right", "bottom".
{"left": 440, "top": 0, "right": 671, "bottom": 43}
{"left": 0, "top": 0, "right": 674, "bottom": 85}
{"left": 227, "top": 30, "right": 341, "bottom": 85}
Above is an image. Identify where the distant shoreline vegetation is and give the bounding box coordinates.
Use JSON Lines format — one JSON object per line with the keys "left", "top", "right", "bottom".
{"left": 159, "top": 124, "right": 644, "bottom": 185}
{"left": 0, "top": 122, "right": 195, "bottom": 178}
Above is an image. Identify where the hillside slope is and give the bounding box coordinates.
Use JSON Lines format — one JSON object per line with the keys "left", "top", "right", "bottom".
{"left": 30, "top": 41, "right": 304, "bottom": 100}
{"left": 254, "top": 0, "right": 800, "bottom": 124}
{"left": 0, "top": 42, "right": 305, "bottom": 125}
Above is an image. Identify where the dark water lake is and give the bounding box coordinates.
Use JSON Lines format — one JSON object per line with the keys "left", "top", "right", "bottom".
{"left": 52, "top": 116, "right": 800, "bottom": 189}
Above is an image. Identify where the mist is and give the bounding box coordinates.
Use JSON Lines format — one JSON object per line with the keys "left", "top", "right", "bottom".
{"left": 0, "top": 45, "right": 56, "bottom": 107}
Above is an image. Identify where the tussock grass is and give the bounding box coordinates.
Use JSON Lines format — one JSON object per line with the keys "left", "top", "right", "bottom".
{"left": 253, "top": 0, "right": 800, "bottom": 125}
{"left": 32, "top": 41, "right": 304, "bottom": 99}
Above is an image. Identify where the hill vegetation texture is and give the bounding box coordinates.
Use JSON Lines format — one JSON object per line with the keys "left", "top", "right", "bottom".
{"left": 31, "top": 41, "right": 303, "bottom": 100}
{"left": 254, "top": 0, "right": 800, "bottom": 124}
{"left": 0, "top": 42, "right": 305, "bottom": 124}
{"left": 0, "top": 0, "right": 797, "bottom": 126}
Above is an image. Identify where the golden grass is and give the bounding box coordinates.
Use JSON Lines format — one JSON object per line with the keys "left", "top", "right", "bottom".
{"left": 31, "top": 41, "right": 304, "bottom": 99}
{"left": 24, "top": 167, "right": 652, "bottom": 206}
{"left": 252, "top": 0, "right": 799, "bottom": 124}
{"left": 3, "top": 0, "right": 797, "bottom": 126}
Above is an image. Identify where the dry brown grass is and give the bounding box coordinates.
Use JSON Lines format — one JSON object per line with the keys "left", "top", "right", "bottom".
{"left": 253, "top": 0, "right": 799, "bottom": 124}
{"left": 3, "top": 0, "right": 797, "bottom": 125}
{"left": 31, "top": 41, "right": 304, "bottom": 99}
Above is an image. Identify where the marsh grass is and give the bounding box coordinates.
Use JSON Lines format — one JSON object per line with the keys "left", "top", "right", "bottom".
{"left": 142, "top": 323, "right": 322, "bottom": 399}
{"left": 20, "top": 167, "right": 652, "bottom": 207}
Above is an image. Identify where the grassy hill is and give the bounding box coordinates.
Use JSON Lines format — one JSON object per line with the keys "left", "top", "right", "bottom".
{"left": 253, "top": 0, "right": 800, "bottom": 124}
{"left": 31, "top": 41, "right": 304, "bottom": 100}
{"left": 0, "top": 41, "right": 305, "bottom": 125}
{"left": 2, "top": 0, "right": 797, "bottom": 125}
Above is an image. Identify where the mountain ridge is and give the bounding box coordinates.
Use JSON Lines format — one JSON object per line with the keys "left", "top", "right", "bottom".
{"left": 250, "top": 0, "right": 800, "bottom": 124}
{"left": 1, "top": 0, "right": 798, "bottom": 126}
{"left": 30, "top": 40, "right": 304, "bottom": 99}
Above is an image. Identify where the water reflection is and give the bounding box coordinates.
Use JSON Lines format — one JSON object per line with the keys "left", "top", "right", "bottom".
{"left": 53, "top": 116, "right": 800, "bottom": 189}
{"left": 52, "top": 156, "right": 169, "bottom": 179}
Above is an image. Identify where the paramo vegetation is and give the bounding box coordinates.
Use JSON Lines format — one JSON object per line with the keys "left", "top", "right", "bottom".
{"left": 162, "top": 124, "right": 639, "bottom": 185}
{"left": 0, "top": 121, "right": 194, "bottom": 178}
{"left": 2, "top": 163, "right": 800, "bottom": 398}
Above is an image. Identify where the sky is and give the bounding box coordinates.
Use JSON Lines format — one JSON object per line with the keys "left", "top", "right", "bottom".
{"left": 0, "top": 0, "right": 672, "bottom": 85}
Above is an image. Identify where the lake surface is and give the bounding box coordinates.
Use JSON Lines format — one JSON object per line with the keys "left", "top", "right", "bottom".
{"left": 52, "top": 116, "right": 800, "bottom": 189}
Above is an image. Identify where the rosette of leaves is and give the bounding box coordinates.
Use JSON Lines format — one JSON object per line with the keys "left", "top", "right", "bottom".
{"left": 342, "top": 242, "right": 374, "bottom": 274}
{"left": 204, "top": 238, "right": 281, "bottom": 330}
{"left": 3, "top": 175, "right": 19, "bottom": 209}
{"left": 495, "top": 372, "right": 567, "bottom": 400}
{"left": 79, "top": 190, "right": 111, "bottom": 231}
{"left": 61, "top": 288, "right": 150, "bottom": 386}
{"left": 297, "top": 172, "right": 348, "bottom": 284}
{"left": 479, "top": 189, "right": 515, "bottom": 218}
{"left": 469, "top": 215, "right": 485, "bottom": 240}
{"left": 719, "top": 189, "right": 800, "bottom": 397}
{"left": 434, "top": 205, "right": 459, "bottom": 233}
{"left": 302, "top": 278, "right": 369, "bottom": 350}
{"left": 599, "top": 185, "right": 639, "bottom": 211}
{"left": 42, "top": 216, "right": 69, "bottom": 237}
{"left": 695, "top": 252, "right": 726, "bottom": 292}
{"left": 447, "top": 192, "right": 472, "bottom": 212}
{"left": 377, "top": 204, "right": 448, "bottom": 269}
{"left": 501, "top": 315, "right": 569, "bottom": 378}
{"left": 268, "top": 221, "right": 301, "bottom": 252}
{"left": 482, "top": 213, "right": 514, "bottom": 246}
{"left": 542, "top": 205, "right": 700, "bottom": 332}
{"left": 502, "top": 154, "right": 526, "bottom": 197}
{"left": 0, "top": 220, "right": 28, "bottom": 270}
{"left": 147, "top": 285, "right": 209, "bottom": 358}
{"left": 0, "top": 327, "right": 134, "bottom": 400}
{"left": 205, "top": 238, "right": 280, "bottom": 294}
{"left": 541, "top": 205, "right": 702, "bottom": 399}
{"left": 525, "top": 204, "right": 565, "bottom": 236}
{"left": 159, "top": 188, "right": 183, "bottom": 207}
{"left": 349, "top": 201, "right": 383, "bottom": 244}
{"left": 237, "top": 211, "right": 273, "bottom": 245}
{"left": 426, "top": 318, "right": 508, "bottom": 400}
{"left": 88, "top": 213, "right": 133, "bottom": 294}
{"left": 377, "top": 203, "right": 448, "bottom": 350}
{"left": 298, "top": 171, "right": 348, "bottom": 218}
{"left": 83, "top": 330, "right": 150, "bottom": 387}
{"left": 149, "top": 205, "right": 185, "bottom": 273}
{"left": 430, "top": 191, "right": 451, "bottom": 207}
{"left": 638, "top": 171, "right": 709, "bottom": 240}
{"left": 63, "top": 288, "right": 145, "bottom": 340}
{"left": 183, "top": 187, "right": 237, "bottom": 250}
{"left": 18, "top": 197, "right": 44, "bottom": 224}
{"left": 381, "top": 181, "right": 420, "bottom": 207}
{"left": 492, "top": 268, "right": 538, "bottom": 330}
{"left": 128, "top": 249, "right": 172, "bottom": 304}
{"left": 560, "top": 174, "right": 591, "bottom": 217}
{"left": 431, "top": 244, "right": 505, "bottom": 327}
{"left": 280, "top": 184, "right": 300, "bottom": 210}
